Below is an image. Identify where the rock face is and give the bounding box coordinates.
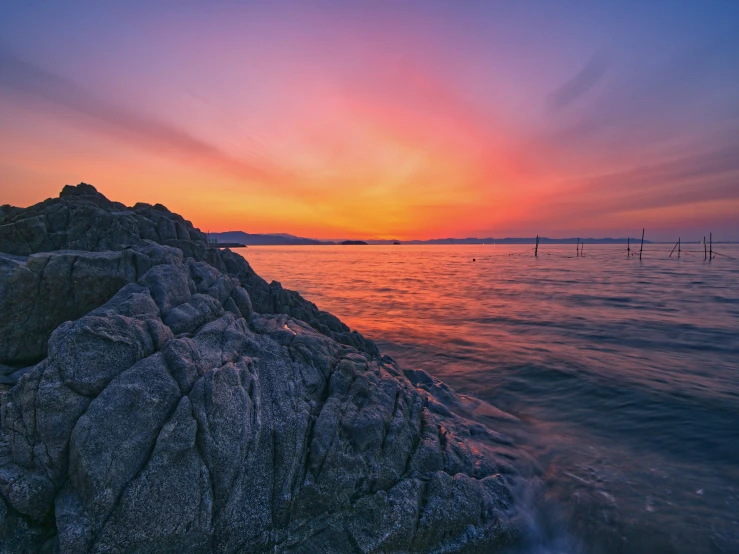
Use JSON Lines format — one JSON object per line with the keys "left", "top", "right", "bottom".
{"left": 0, "top": 183, "right": 378, "bottom": 363}
{"left": 0, "top": 184, "right": 524, "bottom": 553}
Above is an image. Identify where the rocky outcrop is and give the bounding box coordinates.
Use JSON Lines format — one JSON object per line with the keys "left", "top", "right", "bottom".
{"left": 0, "top": 184, "right": 525, "bottom": 552}
{"left": 0, "top": 245, "right": 177, "bottom": 366}
{"left": 0, "top": 183, "right": 377, "bottom": 365}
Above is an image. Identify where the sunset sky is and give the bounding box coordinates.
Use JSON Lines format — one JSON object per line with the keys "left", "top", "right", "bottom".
{"left": 1, "top": 1, "right": 738, "bottom": 240}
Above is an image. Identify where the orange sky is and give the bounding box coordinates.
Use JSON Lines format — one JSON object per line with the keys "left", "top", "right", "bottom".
{"left": 1, "top": 2, "right": 738, "bottom": 240}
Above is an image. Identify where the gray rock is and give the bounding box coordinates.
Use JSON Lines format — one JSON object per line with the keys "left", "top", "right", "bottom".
{"left": 0, "top": 185, "right": 526, "bottom": 553}
{"left": 0, "top": 249, "right": 152, "bottom": 365}
{"left": 163, "top": 294, "right": 224, "bottom": 336}
{"left": 0, "top": 494, "right": 54, "bottom": 554}
{"left": 48, "top": 315, "right": 157, "bottom": 396}
{"left": 230, "top": 284, "right": 252, "bottom": 319}
{"left": 91, "top": 397, "right": 212, "bottom": 553}
{"left": 0, "top": 183, "right": 378, "bottom": 355}
{"left": 138, "top": 263, "right": 194, "bottom": 317}
{"left": 68, "top": 353, "right": 182, "bottom": 537}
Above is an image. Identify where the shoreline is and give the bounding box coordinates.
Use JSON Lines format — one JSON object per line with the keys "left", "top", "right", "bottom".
{"left": 0, "top": 183, "right": 530, "bottom": 552}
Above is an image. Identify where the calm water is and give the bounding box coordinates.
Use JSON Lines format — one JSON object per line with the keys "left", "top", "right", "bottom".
{"left": 237, "top": 244, "right": 739, "bottom": 553}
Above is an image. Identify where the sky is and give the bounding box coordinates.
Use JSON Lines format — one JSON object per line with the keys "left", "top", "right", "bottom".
{"left": 1, "top": 1, "right": 738, "bottom": 241}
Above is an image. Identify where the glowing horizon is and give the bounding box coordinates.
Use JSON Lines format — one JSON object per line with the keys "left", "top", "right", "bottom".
{"left": 1, "top": 1, "right": 738, "bottom": 241}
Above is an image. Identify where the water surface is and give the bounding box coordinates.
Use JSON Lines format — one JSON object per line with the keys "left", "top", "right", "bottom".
{"left": 237, "top": 244, "right": 739, "bottom": 553}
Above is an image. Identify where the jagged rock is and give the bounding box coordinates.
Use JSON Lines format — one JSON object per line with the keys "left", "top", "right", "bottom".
{"left": 0, "top": 183, "right": 378, "bottom": 356}
{"left": 164, "top": 293, "right": 225, "bottom": 335}
{"left": 0, "top": 249, "right": 153, "bottom": 365}
{"left": 68, "top": 352, "right": 183, "bottom": 539}
{"left": 0, "top": 184, "right": 525, "bottom": 553}
{"left": 91, "top": 396, "right": 212, "bottom": 553}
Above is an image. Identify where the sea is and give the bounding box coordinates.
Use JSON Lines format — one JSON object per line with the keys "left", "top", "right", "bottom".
{"left": 235, "top": 244, "right": 739, "bottom": 554}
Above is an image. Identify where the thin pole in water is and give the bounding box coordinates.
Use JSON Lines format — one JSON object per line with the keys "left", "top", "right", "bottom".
{"left": 678, "top": 237, "right": 681, "bottom": 258}
{"left": 704, "top": 236, "right": 707, "bottom": 260}
{"left": 670, "top": 240, "right": 678, "bottom": 257}
{"left": 639, "top": 229, "right": 645, "bottom": 261}
{"left": 535, "top": 235, "right": 539, "bottom": 257}
{"left": 577, "top": 238, "right": 580, "bottom": 257}
{"left": 627, "top": 237, "right": 630, "bottom": 257}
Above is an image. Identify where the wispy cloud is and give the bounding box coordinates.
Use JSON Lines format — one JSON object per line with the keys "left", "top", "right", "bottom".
{"left": 1, "top": 1, "right": 738, "bottom": 239}
{"left": 0, "top": 47, "right": 288, "bottom": 186}
{"left": 548, "top": 51, "right": 611, "bottom": 110}
{"left": 530, "top": 141, "right": 739, "bottom": 228}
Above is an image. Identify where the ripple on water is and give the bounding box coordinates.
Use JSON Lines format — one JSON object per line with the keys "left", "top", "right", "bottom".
{"left": 239, "top": 244, "right": 739, "bottom": 553}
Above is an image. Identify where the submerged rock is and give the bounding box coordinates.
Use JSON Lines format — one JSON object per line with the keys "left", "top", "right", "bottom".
{"left": 0, "top": 184, "right": 524, "bottom": 552}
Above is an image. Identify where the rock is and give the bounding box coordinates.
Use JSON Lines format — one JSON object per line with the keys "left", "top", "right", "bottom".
{"left": 92, "top": 396, "right": 212, "bottom": 553}
{"left": 68, "top": 353, "right": 182, "bottom": 539}
{"left": 229, "top": 285, "right": 252, "bottom": 319}
{"left": 163, "top": 293, "right": 224, "bottom": 335}
{"left": 0, "top": 494, "right": 55, "bottom": 553}
{"left": 0, "top": 249, "right": 153, "bottom": 365}
{"left": 138, "top": 263, "right": 195, "bottom": 317}
{"left": 60, "top": 182, "right": 99, "bottom": 198}
{"left": 48, "top": 315, "right": 157, "bottom": 396}
{"left": 0, "top": 182, "right": 378, "bottom": 355}
{"left": 0, "top": 184, "right": 525, "bottom": 552}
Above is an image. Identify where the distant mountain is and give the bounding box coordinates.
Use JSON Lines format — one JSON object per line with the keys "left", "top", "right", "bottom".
{"left": 210, "top": 231, "right": 655, "bottom": 246}
{"left": 364, "top": 237, "right": 653, "bottom": 245}
{"left": 340, "top": 240, "right": 368, "bottom": 245}
{"left": 209, "top": 231, "right": 334, "bottom": 246}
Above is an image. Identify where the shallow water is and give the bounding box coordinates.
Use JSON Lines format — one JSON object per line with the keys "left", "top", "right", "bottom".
{"left": 236, "top": 244, "right": 739, "bottom": 553}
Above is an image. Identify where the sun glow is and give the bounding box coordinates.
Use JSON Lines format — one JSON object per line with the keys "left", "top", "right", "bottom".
{"left": 1, "top": 2, "right": 738, "bottom": 240}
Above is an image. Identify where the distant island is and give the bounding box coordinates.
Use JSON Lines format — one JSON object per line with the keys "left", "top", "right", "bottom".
{"left": 364, "top": 237, "right": 655, "bottom": 245}
{"left": 210, "top": 231, "right": 658, "bottom": 246}
{"left": 209, "top": 231, "right": 334, "bottom": 246}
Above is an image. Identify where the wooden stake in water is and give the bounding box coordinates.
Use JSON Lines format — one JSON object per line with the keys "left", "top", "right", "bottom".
{"left": 577, "top": 238, "right": 580, "bottom": 257}
{"left": 669, "top": 238, "right": 682, "bottom": 258}
{"left": 535, "top": 235, "right": 539, "bottom": 257}
{"left": 627, "top": 237, "right": 630, "bottom": 257}
{"left": 639, "top": 228, "right": 645, "bottom": 261}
